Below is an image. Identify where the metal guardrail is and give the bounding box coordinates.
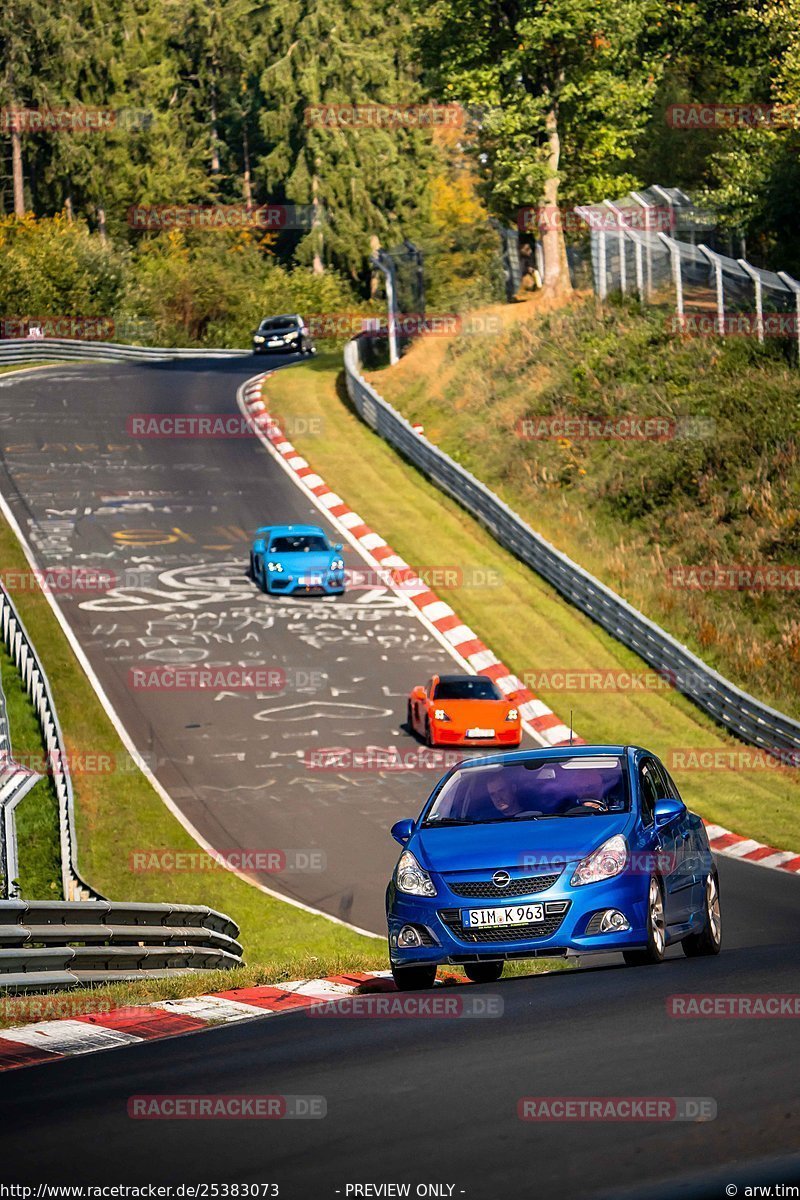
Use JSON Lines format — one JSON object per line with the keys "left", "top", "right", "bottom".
{"left": 0, "top": 582, "right": 102, "bottom": 901}
{"left": 343, "top": 337, "right": 800, "bottom": 762}
{"left": 0, "top": 900, "right": 242, "bottom": 990}
{"left": 0, "top": 338, "right": 250, "bottom": 365}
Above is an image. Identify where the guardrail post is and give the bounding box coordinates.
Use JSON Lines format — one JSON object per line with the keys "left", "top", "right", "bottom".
{"left": 778, "top": 271, "right": 800, "bottom": 363}
{"left": 604, "top": 200, "right": 626, "bottom": 295}
{"left": 658, "top": 233, "right": 684, "bottom": 327}
{"left": 699, "top": 244, "right": 725, "bottom": 336}
{"left": 630, "top": 191, "right": 655, "bottom": 300}
{"left": 738, "top": 259, "right": 764, "bottom": 343}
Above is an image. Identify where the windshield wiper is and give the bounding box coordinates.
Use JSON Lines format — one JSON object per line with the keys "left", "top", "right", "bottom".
{"left": 422, "top": 817, "right": 476, "bottom": 827}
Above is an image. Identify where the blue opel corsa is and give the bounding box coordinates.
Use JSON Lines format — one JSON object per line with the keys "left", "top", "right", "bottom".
{"left": 386, "top": 745, "right": 721, "bottom": 990}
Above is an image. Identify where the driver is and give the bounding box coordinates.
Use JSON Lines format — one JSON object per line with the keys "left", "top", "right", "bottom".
{"left": 486, "top": 772, "right": 525, "bottom": 817}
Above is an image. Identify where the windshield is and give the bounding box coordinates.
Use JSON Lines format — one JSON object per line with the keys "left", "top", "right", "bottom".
{"left": 269, "top": 534, "right": 329, "bottom": 554}
{"left": 424, "top": 756, "right": 629, "bottom": 824}
{"left": 433, "top": 678, "right": 502, "bottom": 701}
{"left": 259, "top": 316, "right": 299, "bottom": 331}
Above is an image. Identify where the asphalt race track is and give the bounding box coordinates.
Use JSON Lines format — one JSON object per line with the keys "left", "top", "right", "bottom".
{"left": 0, "top": 359, "right": 799, "bottom": 1197}
{"left": 0, "top": 356, "right": 505, "bottom": 933}
{"left": 0, "top": 857, "right": 799, "bottom": 1195}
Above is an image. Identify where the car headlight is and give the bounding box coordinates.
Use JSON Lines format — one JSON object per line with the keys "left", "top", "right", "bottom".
{"left": 330, "top": 559, "right": 345, "bottom": 571}
{"left": 267, "top": 561, "right": 284, "bottom": 573}
{"left": 571, "top": 834, "right": 628, "bottom": 886}
{"left": 253, "top": 335, "right": 265, "bottom": 343}
{"left": 506, "top": 708, "right": 519, "bottom": 721}
{"left": 433, "top": 709, "right": 451, "bottom": 721}
{"left": 395, "top": 850, "right": 437, "bottom": 897}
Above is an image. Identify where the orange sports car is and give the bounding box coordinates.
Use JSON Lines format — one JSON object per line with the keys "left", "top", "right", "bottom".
{"left": 407, "top": 673, "right": 522, "bottom": 748}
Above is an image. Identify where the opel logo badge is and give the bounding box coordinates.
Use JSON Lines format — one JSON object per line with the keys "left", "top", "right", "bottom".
{"left": 492, "top": 870, "right": 511, "bottom": 889}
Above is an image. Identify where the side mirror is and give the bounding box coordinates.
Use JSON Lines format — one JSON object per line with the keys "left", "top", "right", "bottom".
{"left": 654, "top": 797, "right": 686, "bottom": 828}
{"left": 334, "top": 543, "right": 343, "bottom": 552}
{"left": 391, "top": 818, "right": 415, "bottom": 845}
{"left": 411, "top": 685, "right": 426, "bottom": 701}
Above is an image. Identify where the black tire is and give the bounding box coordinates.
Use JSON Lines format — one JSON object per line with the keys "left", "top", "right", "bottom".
{"left": 623, "top": 875, "right": 666, "bottom": 966}
{"left": 424, "top": 719, "right": 434, "bottom": 748}
{"left": 463, "top": 961, "right": 503, "bottom": 984}
{"left": 406, "top": 702, "right": 415, "bottom": 734}
{"left": 392, "top": 964, "right": 437, "bottom": 991}
{"left": 247, "top": 552, "right": 255, "bottom": 581}
{"left": 254, "top": 558, "right": 267, "bottom": 594}
{"left": 682, "top": 871, "right": 721, "bottom": 958}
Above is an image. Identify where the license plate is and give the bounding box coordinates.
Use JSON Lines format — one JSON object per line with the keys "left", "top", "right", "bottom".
{"left": 463, "top": 904, "right": 544, "bottom": 928}
{"left": 268, "top": 339, "right": 283, "bottom": 347}
{"left": 466, "top": 727, "right": 495, "bottom": 738}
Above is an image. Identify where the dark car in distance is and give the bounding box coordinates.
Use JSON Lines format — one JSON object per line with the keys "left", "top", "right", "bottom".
{"left": 252, "top": 314, "right": 316, "bottom": 356}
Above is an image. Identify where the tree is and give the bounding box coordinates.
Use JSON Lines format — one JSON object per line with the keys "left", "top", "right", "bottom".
{"left": 257, "top": 0, "right": 436, "bottom": 279}
{"left": 416, "top": 0, "right": 663, "bottom": 292}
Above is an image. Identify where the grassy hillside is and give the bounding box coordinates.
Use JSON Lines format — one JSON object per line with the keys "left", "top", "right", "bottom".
{"left": 367, "top": 297, "right": 800, "bottom": 723}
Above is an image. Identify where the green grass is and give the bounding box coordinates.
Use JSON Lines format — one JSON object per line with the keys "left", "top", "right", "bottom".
{"left": 263, "top": 352, "right": 800, "bottom": 853}
{"left": 368, "top": 297, "right": 800, "bottom": 723}
{"left": 0, "top": 643, "right": 62, "bottom": 899}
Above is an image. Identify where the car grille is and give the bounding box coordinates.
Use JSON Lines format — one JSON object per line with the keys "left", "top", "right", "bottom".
{"left": 447, "top": 872, "right": 561, "bottom": 899}
{"left": 438, "top": 905, "right": 570, "bottom": 943}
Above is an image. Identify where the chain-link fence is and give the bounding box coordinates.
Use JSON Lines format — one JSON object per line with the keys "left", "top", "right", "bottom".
{"left": 574, "top": 185, "right": 800, "bottom": 361}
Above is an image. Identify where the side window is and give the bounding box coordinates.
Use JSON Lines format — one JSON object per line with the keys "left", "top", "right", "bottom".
{"left": 638, "top": 760, "right": 660, "bottom": 826}
{"left": 655, "top": 760, "right": 682, "bottom": 802}
{"left": 426, "top": 679, "right": 434, "bottom": 698}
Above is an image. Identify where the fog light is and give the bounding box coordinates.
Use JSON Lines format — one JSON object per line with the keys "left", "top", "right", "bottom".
{"left": 398, "top": 925, "right": 423, "bottom": 948}
{"left": 599, "top": 909, "right": 630, "bottom": 933}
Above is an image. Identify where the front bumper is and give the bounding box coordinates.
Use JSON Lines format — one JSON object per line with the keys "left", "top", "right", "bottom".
{"left": 266, "top": 572, "right": 345, "bottom": 595}
{"left": 430, "top": 725, "right": 521, "bottom": 747}
{"left": 253, "top": 339, "right": 301, "bottom": 354}
{"left": 387, "top": 869, "right": 651, "bottom": 966}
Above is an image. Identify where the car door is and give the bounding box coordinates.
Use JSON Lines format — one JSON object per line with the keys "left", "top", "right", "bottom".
{"left": 650, "top": 756, "right": 695, "bottom": 922}
{"left": 657, "top": 759, "right": 706, "bottom": 913}
{"left": 638, "top": 756, "right": 681, "bottom": 925}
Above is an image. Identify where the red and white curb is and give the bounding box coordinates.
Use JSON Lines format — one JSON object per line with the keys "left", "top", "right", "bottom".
{"left": 0, "top": 972, "right": 396, "bottom": 1073}
{"left": 239, "top": 374, "right": 576, "bottom": 749}
{"left": 703, "top": 822, "right": 800, "bottom": 874}
{"left": 239, "top": 372, "right": 800, "bottom": 879}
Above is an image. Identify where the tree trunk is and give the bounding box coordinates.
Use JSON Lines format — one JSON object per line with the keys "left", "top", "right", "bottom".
{"left": 312, "top": 169, "right": 324, "bottom": 275}
{"left": 242, "top": 124, "right": 252, "bottom": 208}
{"left": 210, "top": 83, "right": 220, "bottom": 174}
{"left": 541, "top": 94, "right": 571, "bottom": 296}
{"left": 65, "top": 195, "right": 74, "bottom": 222}
{"left": 11, "top": 120, "right": 25, "bottom": 216}
{"left": 97, "top": 206, "right": 106, "bottom": 240}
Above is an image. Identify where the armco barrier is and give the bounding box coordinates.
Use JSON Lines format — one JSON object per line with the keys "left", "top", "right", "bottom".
{"left": 343, "top": 337, "right": 800, "bottom": 762}
{"left": 0, "top": 338, "right": 249, "bottom": 365}
{"left": 0, "top": 900, "right": 242, "bottom": 990}
{"left": 0, "top": 582, "right": 102, "bottom": 901}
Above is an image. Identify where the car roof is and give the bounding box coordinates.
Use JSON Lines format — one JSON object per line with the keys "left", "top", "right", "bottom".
{"left": 255, "top": 524, "right": 327, "bottom": 537}
{"left": 451, "top": 744, "right": 632, "bottom": 770}
{"left": 259, "top": 314, "right": 299, "bottom": 324}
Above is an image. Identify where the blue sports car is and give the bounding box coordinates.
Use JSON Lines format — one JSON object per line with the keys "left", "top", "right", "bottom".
{"left": 386, "top": 744, "right": 721, "bottom": 990}
{"left": 250, "top": 524, "right": 346, "bottom": 595}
